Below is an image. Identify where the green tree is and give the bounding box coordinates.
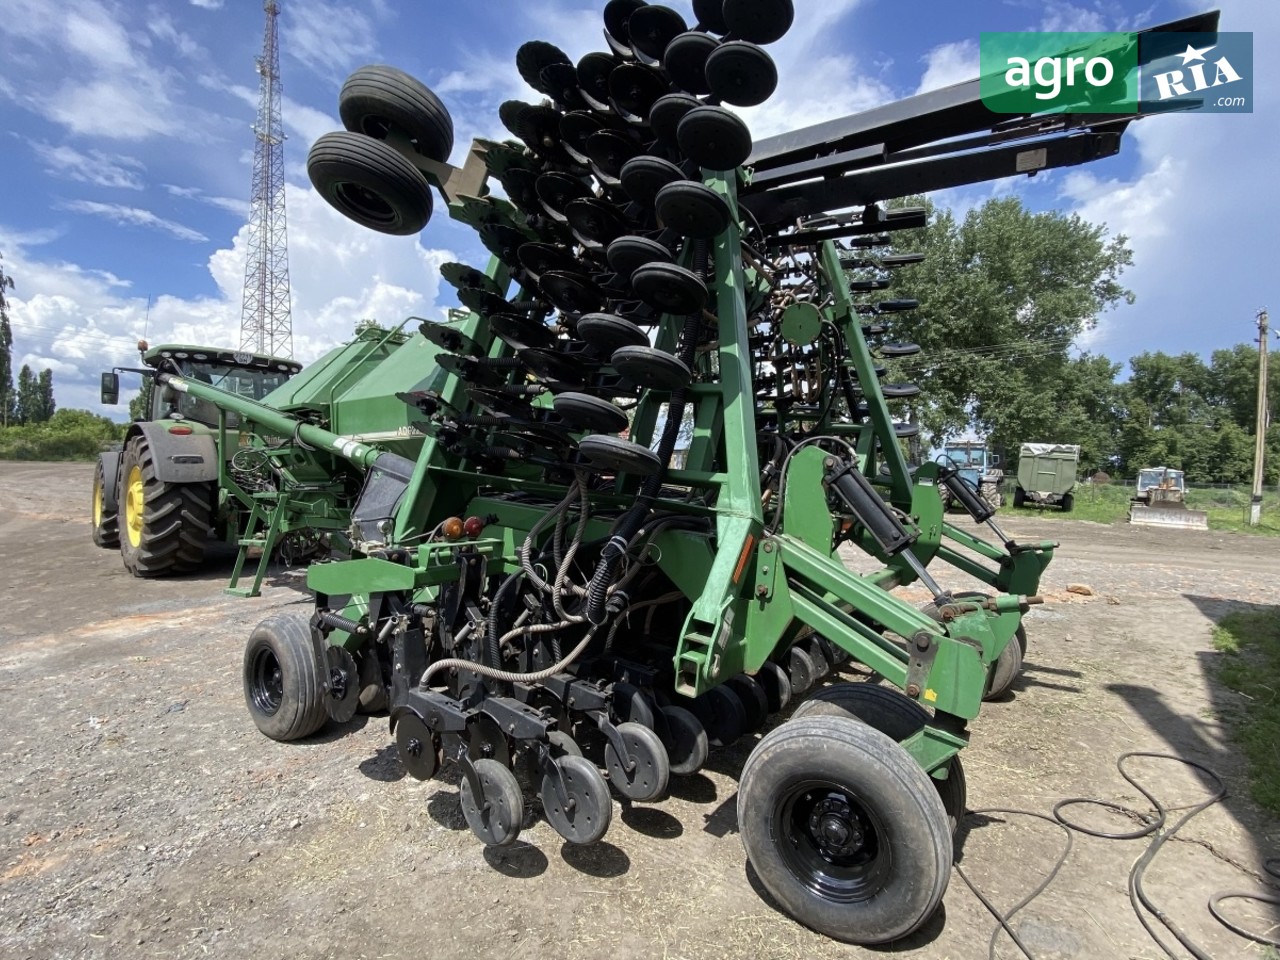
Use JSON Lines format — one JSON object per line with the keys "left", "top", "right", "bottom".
{"left": 0, "top": 253, "right": 13, "bottom": 426}
{"left": 35, "top": 368, "right": 55, "bottom": 423}
{"left": 129, "top": 379, "right": 154, "bottom": 420}
{"left": 14, "top": 364, "right": 37, "bottom": 425}
{"left": 872, "top": 196, "right": 1134, "bottom": 453}
{"left": 1206, "top": 344, "right": 1280, "bottom": 434}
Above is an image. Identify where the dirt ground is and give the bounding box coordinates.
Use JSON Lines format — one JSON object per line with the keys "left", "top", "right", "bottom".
{"left": 1, "top": 461, "right": 1278, "bottom": 960}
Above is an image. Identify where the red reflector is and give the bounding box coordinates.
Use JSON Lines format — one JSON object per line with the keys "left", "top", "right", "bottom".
{"left": 168, "top": 425, "right": 194, "bottom": 435}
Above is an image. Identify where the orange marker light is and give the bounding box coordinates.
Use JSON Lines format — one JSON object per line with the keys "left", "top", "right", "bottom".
{"left": 442, "top": 517, "right": 465, "bottom": 541}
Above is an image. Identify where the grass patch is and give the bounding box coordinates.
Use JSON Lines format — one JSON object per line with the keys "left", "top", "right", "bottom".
{"left": 997, "top": 483, "right": 1280, "bottom": 536}
{"left": 1211, "top": 608, "right": 1280, "bottom": 814}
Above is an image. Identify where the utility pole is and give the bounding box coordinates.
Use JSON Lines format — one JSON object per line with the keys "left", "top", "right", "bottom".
{"left": 1250, "top": 308, "right": 1270, "bottom": 526}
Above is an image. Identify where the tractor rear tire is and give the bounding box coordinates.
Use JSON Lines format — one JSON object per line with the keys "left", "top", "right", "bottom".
{"left": 980, "top": 481, "right": 1003, "bottom": 508}
{"left": 738, "top": 715, "right": 952, "bottom": 944}
{"left": 118, "top": 436, "right": 212, "bottom": 577}
{"left": 243, "top": 615, "right": 328, "bottom": 741}
{"left": 91, "top": 458, "right": 120, "bottom": 548}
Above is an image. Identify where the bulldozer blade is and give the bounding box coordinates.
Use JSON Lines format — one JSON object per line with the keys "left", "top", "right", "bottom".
{"left": 1128, "top": 504, "right": 1209, "bottom": 530}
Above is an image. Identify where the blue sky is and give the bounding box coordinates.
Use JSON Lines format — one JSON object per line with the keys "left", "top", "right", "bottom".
{"left": 0, "top": 0, "right": 1274, "bottom": 416}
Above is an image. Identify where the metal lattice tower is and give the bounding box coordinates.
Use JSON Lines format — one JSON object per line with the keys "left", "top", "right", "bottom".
{"left": 239, "top": 0, "right": 292, "bottom": 359}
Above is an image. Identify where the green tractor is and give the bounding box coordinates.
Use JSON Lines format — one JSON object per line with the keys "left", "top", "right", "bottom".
{"left": 92, "top": 327, "right": 422, "bottom": 595}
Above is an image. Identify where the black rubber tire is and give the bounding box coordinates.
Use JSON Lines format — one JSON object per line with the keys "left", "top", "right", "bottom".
{"left": 1013, "top": 486, "right": 1026, "bottom": 508}
{"left": 738, "top": 715, "right": 952, "bottom": 944}
{"left": 690, "top": 685, "right": 746, "bottom": 747}
{"left": 787, "top": 644, "right": 817, "bottom": 694}
{"left": 790, "top": 682, "right": 966, "bottom": 830}
{"left": 339, "top": 64, "right": 454, "bottom": 163}
{"left": 726, "top": 674, "right": 770, "bottom": 732}
{"left": 1061, "top": 493, "right": 1074, "bottom": 513}
{"left": 243, "top": 615, "right": 328, "bottom": 742}
{"left": 118, "top": 436, "right": 212, "bottom": 577}
{"left": 91, "top": 457, "right": 119, "bottom": 548}
{"left": 658, "top": 705, "right": 709, "bottom": 775}
{"left": 756, "top": 661, "right": 792, "bottom": 713}
{"left": 307, "top": 131, "right": 433, "bottom": 236}
{"left": 605, "top": 721, "right": 670, "bottom": 802}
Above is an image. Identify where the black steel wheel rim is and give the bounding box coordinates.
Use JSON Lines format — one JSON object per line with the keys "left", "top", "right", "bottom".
{"left": 775, "top": 778, "right": 890, "bottom": 904}
{"left": 333, "top": 181, "right": 397, "bottom": 227}
{"left": 251, "top": 646, "right": 284, "bottom": 716}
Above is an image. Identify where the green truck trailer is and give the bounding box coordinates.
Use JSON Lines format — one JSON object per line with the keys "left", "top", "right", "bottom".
{"left": 1013, "top": 443, "right": 1080, "bottom": 511}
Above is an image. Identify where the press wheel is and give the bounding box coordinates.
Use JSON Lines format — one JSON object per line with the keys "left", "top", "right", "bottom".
{"left": 690, "top": 684, "right": 746, "bottom": 748}
{"left": 605, "top": 722, "right": 671, "bottom": 802}
{"left": 655, "top": 180, "right": 731, "bottom": 239}
{"left": 677, "top": 105, "right": 753, "bottom": 171}
{"left": 542, "top": 754, "right": 613, "bottom": 845}
{"left": 579, "top": 435, "right": 664, "bottom": 477}
{"left": 726, "top": 673, "right": 770, "bottom": 732}
{"left": 460, "top": 759, "right": 524, "bottom": 847}
{"left": 657, "top": 704, "right": 709, "bottom": 775}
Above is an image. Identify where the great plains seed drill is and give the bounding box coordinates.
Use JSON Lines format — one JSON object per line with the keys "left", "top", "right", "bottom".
{"left": 114, "top": 1, "right": 1218, "bottom": 942}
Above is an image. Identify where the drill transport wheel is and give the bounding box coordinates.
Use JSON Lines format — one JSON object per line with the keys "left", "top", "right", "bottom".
{"left": 243, "top": 615, "right": 327, "bottom": 742}
{"left": 792, "top": 681, "right": 967, "bottom": 830}
{"left": 738, "top": 715, "right": 951, "bottom": 944}
{"left": 308, "top": 131, "right": 433, "bottom": 236}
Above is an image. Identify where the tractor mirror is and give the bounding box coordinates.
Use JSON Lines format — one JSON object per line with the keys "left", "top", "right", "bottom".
{"left": 100, "top": 372, "right": 120, "bottom": 405}
{"left": 991, "top": 454, "right": 1001, "bottom": 466}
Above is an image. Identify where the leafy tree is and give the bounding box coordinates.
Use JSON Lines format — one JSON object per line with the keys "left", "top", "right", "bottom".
{"left": 35, "top": 368, "right": 54, "bottom": 423}
{"left": 14, "top": 364, "right": 37, "bottom": 425}
{"left": 129, "top": 379, "right": 154, "bottom": 421}
{"left": 0, "top": 253, "right": 13, "bottom": 426}
{"left": 1207, "top": 344, "right": 1280, "bottom": 434}
{"left": 870, "top": 196, "right": 1134, "bottom": 453}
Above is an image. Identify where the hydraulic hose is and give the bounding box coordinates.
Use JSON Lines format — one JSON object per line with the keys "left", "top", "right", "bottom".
{"left": 585, "top": 240, "right": 710, "bottom": 624}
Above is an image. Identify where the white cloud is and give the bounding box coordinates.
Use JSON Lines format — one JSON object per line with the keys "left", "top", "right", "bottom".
{"left": 733, "top": 0, "right": 892, "bottom": 140}
{"left": 31, "top": 142, "right": 145, "bottom": 190}
{"left": 1038, "top": 2, "right": 1108, "bottom": 32}
{"left": 189, "top": 0, "right": 223, "bottom": 8}
{"left": 58, "top": 200, "right": 209, "bottom": 243}
{"left": 165, "top": 184, "right": 251, "bottom": 218}
{"left": 0, "top": 0, "right": 193, "bottom": 140}
{"left": 283, "top": 0, "right": 377, "bottom": 80}
{"left": 915, "top": 40, "right": 978, "bottom": 95}
{"left": 2, "top": 184, "right": 456, "bottom": 415}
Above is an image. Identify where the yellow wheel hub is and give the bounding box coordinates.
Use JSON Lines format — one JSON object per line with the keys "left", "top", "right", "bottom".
{"left": 93, "top": 474, "right": 104, "bottom": 528}
{"left": 125, "top": 465, "right": 145, "bottom": 548}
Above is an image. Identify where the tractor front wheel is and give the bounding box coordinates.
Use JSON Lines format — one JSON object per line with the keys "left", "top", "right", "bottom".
{"left": 91, "top": 457, "right": 120, "bottom": 548}
{"left": 118, "top": 437, "right": 212, "bottom": 577}
{"left": 739, "top": 715, "right": 952, "bottom": 944}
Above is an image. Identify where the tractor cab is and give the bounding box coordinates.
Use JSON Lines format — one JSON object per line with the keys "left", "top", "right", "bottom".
{"left": 139, "top": 345, "right": 301, "bottom": 427}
